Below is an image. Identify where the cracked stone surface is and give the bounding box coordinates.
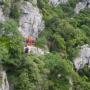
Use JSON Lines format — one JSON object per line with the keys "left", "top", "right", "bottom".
{"left": 19, "top": 1, "right": 44, "bottom": 38}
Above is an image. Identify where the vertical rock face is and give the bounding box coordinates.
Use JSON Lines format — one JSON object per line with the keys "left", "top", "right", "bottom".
{"left": 74, "top": 44, "right": 90, "bottom": 70}
{"left": 49, "top": 0, "right": 68, "bottom": 6}
{"left": 0, "top": 2, "right": 5, "bottom": 22}
{"left": 19, "top": 1, "right": 44, "bottom": 38}
{"left": 74, "top": 0, "right": 90, "bottom": 14}
{"left": 0, "top": 70, "right": 9, "bottom": 90}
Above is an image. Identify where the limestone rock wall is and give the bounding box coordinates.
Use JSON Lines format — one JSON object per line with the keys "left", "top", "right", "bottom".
{"left": 0, "top": 1, "right": 5, "bottom": 22}
{"left": 0, "top": 7, "right": 5, "bottom": 22}
{"left": 74, "top": 44, "right": 90, "bottom": 70}
{"left": 19, "top": 1, "right": 44, "bottom": 38}
{"left": 24, "top": 46, "right": 45, "bottom": 55}
{"left": 74, "top": 0, "right": 90, "bottom": 14}
{"left": 0, "top": 69, "right": 9, "bottom": 90}
{"left": 49, "top": 0, "right": 68, "bottom": 6}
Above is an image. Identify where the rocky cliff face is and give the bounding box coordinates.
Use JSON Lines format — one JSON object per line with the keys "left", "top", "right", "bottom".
{"left": 19, "top": 1, "right": 44, "bottom": 38}
{"left": 0, "top": 68, "right": 9, "bottom": 90}
{"left": 74, "top": 0, "right": 90, "bottom": 14}
{"left": 74, "top": 44, "right": 90, "bottom": 70}
{"left": 18, "top": 1, "right": 46, "bottom": 55}
{"left": 0, "top": 2, "right": 5, "bottom": 22}
{"left": 24, "top": 45, "right": 45, "bottom": 55}
{"left": 49, "top": 0, "right": 68, "bottom": 6}
{"left": 49, "top": 0, "right": 90, "bottom": 13}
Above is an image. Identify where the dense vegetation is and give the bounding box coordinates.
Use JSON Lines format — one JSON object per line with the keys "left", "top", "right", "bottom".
{"left": 0, "top": 0, "right": 90, "bottom": 90}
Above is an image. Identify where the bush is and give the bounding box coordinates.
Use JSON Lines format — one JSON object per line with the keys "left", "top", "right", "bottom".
{"left": 0, "top": 19, "right": 24, "bottom": 65}
{"left": 9, "top": 3, "right": 21, "bottom": 21}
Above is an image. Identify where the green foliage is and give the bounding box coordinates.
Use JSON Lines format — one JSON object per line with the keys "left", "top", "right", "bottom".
{"left": 0, "top": 43, "right": 8, "bottom": 63}
{"left": 0, "top": 19, "right": 24, "bottom": 65}
{"left": 9, "top": 4, "right": 21, "bottom": 21}
{"left": 7, "top": 54, "right": 74, "bottom": 90}
{"left": 42, "top": 16, "right": 88, "bottom": 59}
{"left": 52, "top": 34, "right": 66, "bottom": 52}
{"left": 78, "top": 65, "right": 90, "bottom": 80}
{"left": 0, "top": 0, "right": 90, "bottom": 90}
{"left": 36, "top": 36, "right": 47, "bottom": 48}
{"left": 8, "top": 55, "right": 48, "bottom": 90}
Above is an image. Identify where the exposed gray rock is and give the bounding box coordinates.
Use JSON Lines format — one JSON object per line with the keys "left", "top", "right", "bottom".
{"left": 74, "top": 0, "right": 90, "bottom": 14}
{"left": 74, "top": 44, "right": 90, "bottom": 70}
{"left": 19, "top": 1, "right": 44, "bottom": 38}
{"left": 0, "top": 7, "right": 5, "bottom": 22}
{"left": 24, "top": 46, "right": 45, "bottom": 55}
{"left": 24, "top": 45, "right": 50, "bottom": 55}
{"left": 0, "top": 70, "right": 9, "bottom": 90}
{"left": 49, "top": 0, "right": 68, "bottom": 6}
